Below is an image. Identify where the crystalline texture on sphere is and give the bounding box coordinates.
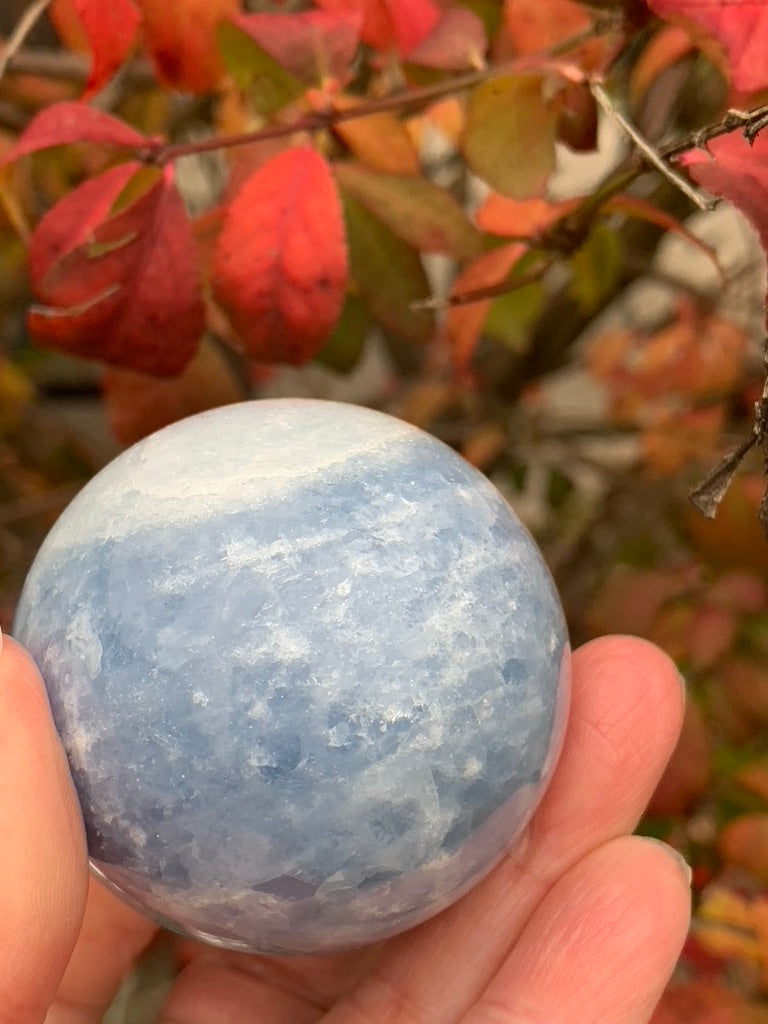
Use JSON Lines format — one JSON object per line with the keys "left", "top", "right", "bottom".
{"left": 14, "top": 398, "right": 570, "bottom": 954}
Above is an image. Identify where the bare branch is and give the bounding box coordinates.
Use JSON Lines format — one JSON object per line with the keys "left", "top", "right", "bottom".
{"left": 664, "top": 104, "right": 768, "bottom": 160}
{"left": 688, "top": 433, "right": 757, "bottom": 518}
{"left": 589, "top": 80, "right": 716, "bottom": 212}
{"left": 0, "top": 0, "right": 53, "bottom": 83}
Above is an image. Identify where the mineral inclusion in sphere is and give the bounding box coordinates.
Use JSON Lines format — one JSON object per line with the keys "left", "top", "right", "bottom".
{"left": 14, "top": 399, "right": 570, "bottom": 954}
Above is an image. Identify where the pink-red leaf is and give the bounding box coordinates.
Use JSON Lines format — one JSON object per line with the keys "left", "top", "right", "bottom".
{"left": 28, "top": 165, "right": 204, "bottom": 376}
{"left": 681, "top": 132, "right": 768, "bottom": 274}
{"left": 0, "top": 102, "right": 146, "bottom": 168}
{"left": 406, "top": 7, "right": 487, "bottom": 71}
{"left": 646, "top": 0, "right": 768, "bottom": 94}
{"left": 230, "top": 10, "right": 361, "bottom": 83}
{"left": 313, "top": 0, "right": 439, "bottom": 58}
{"left": 28, "top": 162, "right": 141, "bottom": 286}
{"left": 50, "top": 0, "right": 141, "bottom": 97}
{"left": 212, "top": 146, "right": 348, "bottom": 364}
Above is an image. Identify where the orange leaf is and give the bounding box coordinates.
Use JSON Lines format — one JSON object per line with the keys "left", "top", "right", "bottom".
{"left": 587, "top": 309, "right": 746, "bottom": 416}
{"left": 446, "top": 243, "right": 525, "bottom": 378}
{"left": 474, "top": 195, "right": 578, "bottom": 238}
{"left": 329, "top": 94, "right": 419, "bottom": 174}
{"left": 212, "top": 146, "right": 348, "bottom": 365}
{"left": 736, "top": 758, "right": 768, "bottom": 803}
{"left": 641, "top": 406, "right": 725, "bottom": 476}
{"left": 719, "top": 814, "right": 768, "bottom": 882}
{"left": 49, "top": 0, "right": 140, "bottom": 98}
{"left": 137, "top": 0, "right": 239, "bottom": 93}
{"left": 102, "top": 339, "right": 243, "bottom": 445}
{"left": 502, "top": 0, "right": 610, "bottom": 72}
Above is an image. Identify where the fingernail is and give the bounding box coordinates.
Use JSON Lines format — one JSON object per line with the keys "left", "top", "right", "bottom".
{"left": 642, "top": 836, "right": 692, "bottom": 887}
{"left": 677, "top": 670, "right": 688, "bottom": 696}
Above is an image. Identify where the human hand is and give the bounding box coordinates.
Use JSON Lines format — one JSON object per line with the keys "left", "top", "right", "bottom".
{"left": 1, "top": 631, "right": 690, "bottom": 1024}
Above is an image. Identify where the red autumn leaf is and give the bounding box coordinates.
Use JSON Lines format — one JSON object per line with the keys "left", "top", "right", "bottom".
{"left": 646, "top": 0, "right": 768, "bottom": 94}
{"left": 29, "top": 161, "right": 140, "bottom": 279}
{"left": 229, "top": 10, "right": 361, "bottom": 84}
{"left": 49, "top": 0, "right": 141, "bottom": 98}
{"left": 313, "top": 0, "right": 439, "bottom": 58}
{"left": 682, "top": 132, "right": 768, "bottom": 262}
{"left": 27, "top": 164, "right": 204, "bottom": 376}
{"left": 137, "top": 0, "right": 239, "bottom": 93}
{"left": 212, "top": 146, "right": 348, "bottom": 365}
{"left": 0, "top": 102, "right": 146, "bottom": 169}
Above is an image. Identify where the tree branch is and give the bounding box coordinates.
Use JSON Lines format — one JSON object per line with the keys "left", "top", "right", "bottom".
{"left": 589, "top": 80, "right": 715, "bottom": 211}
{"left": 0, "top": 0, "right": 53, "bottom": 83}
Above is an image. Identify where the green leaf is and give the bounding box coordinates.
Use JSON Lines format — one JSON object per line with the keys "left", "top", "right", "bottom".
{"left": 462, "top": 75, "right": 557, "bottom": 199}
{"left": 342, "top": 192, "right": 434, "bottom": 345}
{"left": 568, "top": 223, "right": 621, "bottom": 314}
{"left": 483, "top": 279, "right": 544, "bottom": 353}
{"left": 216, "top": 21, "right": 304, "bottom": 117}
{"left": 457, "top": 0, "right": 503, "bottom": 37}
{"left": 335, "top": 163, "right": 484, "bottom": 262}
{"left": 315, "top": 294, "right": 370, "bottom": 372}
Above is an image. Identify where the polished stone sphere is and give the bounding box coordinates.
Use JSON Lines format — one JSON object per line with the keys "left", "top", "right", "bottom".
{"left": 14, "top": 399, "right": 569, "bottom": 954}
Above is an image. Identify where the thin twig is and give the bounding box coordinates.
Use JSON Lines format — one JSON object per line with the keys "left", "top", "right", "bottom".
{"left": 664, "top": 104, "right": 768, "bottom": 159}
{"left": 0, "top": 0, "right": 53, "bottom": 83}
{"left": 413, "top": 262, "right": 551, "bottom": 310}
{"left": 145, "top": 25, "right": 607, "bottom": 165}
{"left": 589, "top": 80, "right": 715, "bottom": 212}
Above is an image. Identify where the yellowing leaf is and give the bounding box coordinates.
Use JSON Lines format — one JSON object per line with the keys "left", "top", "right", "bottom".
{"left": 342, "top": 192, "right": 434, "bottom": 344}
{"left": 568, "top": 223, "right": 620, "bottom": 314}
{"left": 462, "top": 75, "right": 557, "bottom": 199}
{"left": 0, "top": 360, "right": 34, "bottom": 435}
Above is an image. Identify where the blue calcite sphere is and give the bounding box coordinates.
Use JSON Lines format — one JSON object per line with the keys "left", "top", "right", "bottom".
{"left": 14, "top": 399, "right": 569, "bottom": 954}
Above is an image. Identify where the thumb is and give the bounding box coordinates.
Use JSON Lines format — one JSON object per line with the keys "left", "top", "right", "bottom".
{"left": 0, "top": 631, "right": 88, "bottom": 1022}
